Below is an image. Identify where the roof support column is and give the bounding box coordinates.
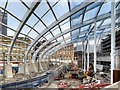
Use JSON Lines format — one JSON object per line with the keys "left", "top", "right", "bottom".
{"left": 82, "top": 42, "right": 84, "bottom": 70}
{"left": 94, "top": 20, "right": 97, "bottom": 76}
{"left": 37, "top": 53, "right": 40, "bottom": 72}
{"left": 111, "top": 1, "right": 116, "bottom": 84}
{"left": 84, "top": 42, "right": 86, "bottom": 72}
{"left": 87, "top": 36, "right": 90, "bottom": 71}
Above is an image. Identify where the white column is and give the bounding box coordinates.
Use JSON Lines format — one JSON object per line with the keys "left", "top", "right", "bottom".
{"left": 84, "top": 42, "right": 86, "bottom": 72}
{"left": 82, "top": 42, "right": 84, "bottom": 69}
{"left": 37, "top": 54, "right": 40, "bottom": 72}
{"left": 23, "top": 61, "right": 26, "bottom": 79}
{"left": 111, "top": 1, "right": 116, "bottom": 84}
{"left": 23, "top": 53, "right": 26, "bottom": 79}
{"left": 87, "top": 36, "right": 90, "bottom": 71}
{"left": 94, "top": 20, "right": 97, "bottom": 75}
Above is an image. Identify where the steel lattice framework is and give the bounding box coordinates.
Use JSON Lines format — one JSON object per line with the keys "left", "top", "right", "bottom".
{"left": 0, "top": 0, "right": 120, "bottom": 62}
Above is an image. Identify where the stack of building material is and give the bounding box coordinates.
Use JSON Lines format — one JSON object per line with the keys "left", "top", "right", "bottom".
{"left": 5, "top": 64, "right": 13, "bottom": 78}
{"left": 18, "top": 63, "right": 29, "bottom": 75}
{"left": 28, "top": 62, "right": 37, "bottom": 73}
{"left": 28, "top": 62, "right": 38, "bottom": 77}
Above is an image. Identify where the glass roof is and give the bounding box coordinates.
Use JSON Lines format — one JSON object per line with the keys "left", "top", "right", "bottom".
{"left": 0, "top": 0, "right": 120, "bottom": 61}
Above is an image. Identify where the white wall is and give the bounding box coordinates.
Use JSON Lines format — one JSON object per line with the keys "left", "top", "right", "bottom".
{"left": 75, "top": 44, "right": 101, "bottom": 53}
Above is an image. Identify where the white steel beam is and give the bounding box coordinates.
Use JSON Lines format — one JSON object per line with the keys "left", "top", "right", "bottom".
{"left": 111, "top": 1, "right": 116, "bottom": 84}
{"left": 94, "top": 20, "right": 97, "bottom": 76}
{"left": 87, "top": 35, "right": 90, "bottom": 71}
{"left": 24, "top": 2, "right": 93, "bottom": 61}
{"left": 84, "top": 42, "right": 86, "bottom": 72}
{"left": 8, "top": 1, "right": 41, "bottom": 64}
{"left": 30, "top": 9, "right": 120, "bottom": 62}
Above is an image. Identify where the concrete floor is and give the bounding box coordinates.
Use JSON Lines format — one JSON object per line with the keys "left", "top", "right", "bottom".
{"left": 39, "top": 72, "right": 111, "bottom": 89}
{"left": 39, "top": 79, "right": 81, "bottom": 88}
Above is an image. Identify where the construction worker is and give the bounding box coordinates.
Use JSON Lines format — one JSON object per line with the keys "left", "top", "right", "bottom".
{"left": 84, "top": 65, "right": 95, "bottom": 83}
{"left": 84, "top": 66, "right": 93, "bottom": 76}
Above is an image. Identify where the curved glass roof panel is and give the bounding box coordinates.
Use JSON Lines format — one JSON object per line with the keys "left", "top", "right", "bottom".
{"left": 6, "top": 1, "right": 27, "bottom": 20}
{"left": 7, "top": 28, "right": 15, "bottom": 36}
{"left": 57, "top": 36, "right": 63, "bottom": 41}
{"left": 70, "top": 0, "right": 83, "bottom": 9}
{"left": 44, "top": 32, "right": 53, "bottom": 40}
{"left": 98, "top": 2, "right": 111, "bottom": 16}
{"left": 26, "top": 14, "right": 38, "bottom": 27}
{"left": 96, "top": 21, "right": 103, "bottom": 27}
{"left": 71, "top": 15, "right": 82, "bottom": 26}
{"left": 116, "top": 16, "right": 120, "bottom": 23}
{"left": 80, "top": 25, "right": 89, "bottom": 32}
{"left": 102, "top": 18, "right": 111, "bottom": 26}
{"left": 8, "top": 14, "right": 20, "bottom": 30}
{"left": 0, "top": 0, "right": 120, "bottom": 61}
{"left": 84, "top": 7, "right": 99, "bottom": 21}
{"left": 63, "top": 32, "right": 70, "bottom": 39}
{"left": 41, "top": 10, "right": 56, "bottom": 26}
{"left": 60, "top": 18, "right": 70, "bottom": 32}
{"left": 52, "top": 0, "right": 69, "bottom": 19}
{"left": 34, "top": 0, "right": 49, "bottom": 18}
{"left": 34, "top": 21, "right": 46, "bottom": 33}
{"left": 96, "top": 30, "right": 103, "bottom": 34}
{"left": 71, "top": 9, "right": 84, "bottom": 19}
{"left": 28, "top": 30, "right": 38, "bottom": 39}
{"left": 20, "top": 25, "right": 31, "bottom": 35}
{"left": 60, "top": 21, "right": 70, "bottom": 32}
{"left": 86, "top": 0, "right": 102, "bottom": 11}
{"left": 72, "top": 36, "right": 78, "bottom": 41}
{"left": 104, "top": 28, "right": 111, "bottom": 33}
{"left": 51, "top": 26, "right": 61, "bottom": 36}
{"left": 71, "top": 29, "right": 79, "bottom": 36}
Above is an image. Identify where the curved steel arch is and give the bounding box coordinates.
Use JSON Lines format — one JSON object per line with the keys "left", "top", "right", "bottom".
{"left": 29, "top": 2, "right": 103, "bottom": 59}
{"left": 38, "top": 24, "right": 112, "bottom": 60}
{"left": 32, "top": 5, "right": 120, "bottom": 61}
{"left": 40, "top": 32, "right": 108, "bottom": 59}
{"left": 7, "top": 1, "right": 41, "bottom": 63}
{"left": 31, "top": 8, "right": 119, "bottom": 61}
{"left": 24, "top": 2, "right": 93, "bottom": 61}
{"left": 0, "top": 6, "right": 42, "bottom": 38}
{"left": 0, "top": 22, "right": 34, "bottom": 41}
{"left": 42, "top": 26, "right": 113, "bottom": 59}
{"left": 42, "top": 31, "right": 111, "bottom": 60}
